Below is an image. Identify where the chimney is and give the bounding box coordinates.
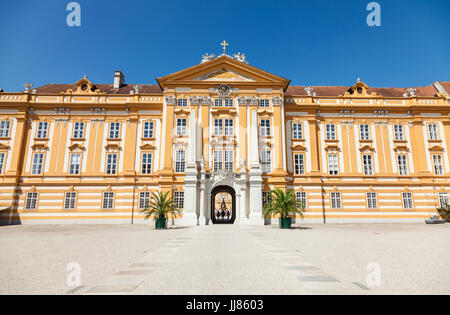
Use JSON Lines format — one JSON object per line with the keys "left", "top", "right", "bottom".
{"left": 113, "top": 71, "right": 125, "bottom": 89}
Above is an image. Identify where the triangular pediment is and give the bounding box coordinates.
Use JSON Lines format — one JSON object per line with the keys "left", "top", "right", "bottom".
{"left": 157, "top": 55, "right": 290, "bottom": 91}
{"left": 193, "top": 68, "right": 254, "bottom": 82}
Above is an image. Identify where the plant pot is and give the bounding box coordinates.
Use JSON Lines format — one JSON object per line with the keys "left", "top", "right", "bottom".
{"left": 279, "top": 217, "right": 292, "bottom": 229}
{"left": 155, "top": 217, "right": 167, "bottom": 229}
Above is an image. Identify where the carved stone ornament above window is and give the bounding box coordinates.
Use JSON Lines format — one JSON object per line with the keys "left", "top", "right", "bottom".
{"left": 209, "top": 84, "right": 238, "bottom": 98}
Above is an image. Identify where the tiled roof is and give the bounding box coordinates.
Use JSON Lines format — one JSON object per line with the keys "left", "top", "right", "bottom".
{"left": 34, "top": 84, "right": 162, "bottom": 94}
{"left": 286, "top": 84, "right": 439, "bottom": 97}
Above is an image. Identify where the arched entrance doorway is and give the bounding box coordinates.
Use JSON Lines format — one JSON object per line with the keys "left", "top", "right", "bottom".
{"left": 211, "top": 186, "right": 236, "bottom": 224}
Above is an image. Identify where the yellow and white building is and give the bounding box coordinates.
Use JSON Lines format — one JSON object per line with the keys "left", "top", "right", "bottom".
{"left": 0, "top": 51, "right": 449, "bottom": 225}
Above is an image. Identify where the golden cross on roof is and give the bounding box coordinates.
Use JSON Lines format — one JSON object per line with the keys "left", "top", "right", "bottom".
{"left": 220, "top": 40, "right": 228, "bottom": 54}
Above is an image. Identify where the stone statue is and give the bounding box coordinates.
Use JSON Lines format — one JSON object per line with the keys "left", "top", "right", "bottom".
{"left": 233, "top": 52, "right": 248, "bottom": 64}
{"left": 240, "top": 158, "right": 246, "bottom": 171}
{"left": 201, "top": 53, "right": 215, "bottom": 63}
{"left": 200, "top": 156, "right": 206, "bottom": 171}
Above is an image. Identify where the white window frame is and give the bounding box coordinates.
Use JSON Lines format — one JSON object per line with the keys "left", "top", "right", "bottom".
{"left": 394, "top": 124, "right": 404, "bottom": 141}
{"left": 438, "top": 192, "right": 449, "bottom": 208}
{"left": 402, "top": 192, "right": 414, "bottom": 209}
{"left": 260, "top": 119, "right": 271, "bottom": 137}
{"left": 366, "top": 192, "right": 378, "bottom": 209}
{"left": 328, "top": 154, "right": 339, "bottom": 175}
{"left": 326, "top": 124, "right": 336, "bottom": 140}
{"left": 139, "top": 191, "right": 151, "bottom": 209}
{"left": 174, "top": 191, "right": 184, "bottom": 209}
{"left": 397, "top": 155, "right": 409, "bottom": 175}
{"left": 143, "top": 121, "right": 154, "bottom": 139}
{"left": 362, "top": 154, "right": 373, "bottom": 176}
{"left": 0, "top": 120, "right": 10, "bottom": 138}
{"left": 64, "top": 192, "right": 77, "bottom": 210}
{"left": 296, "top": 191, "right": 307, "bottom": 209}
{"left": 260, "top": 99, "right": 270, "bottom": 107}
{"left": 292, "top": 123, "right": 303, "bottom": 140}
{"left": 175, "top": 150, "right": 185, "bottom": 173}
{"left": 0, "top": 153, "right": 5, "bottom": 174}
{"left": 432, "top": 154, "right": 444, "bottom": 175}
{"left": 262, "top": 191, "right": 272, "bottom": 207}
{"left": 106, "top": 153, "right": 118, "bottom": 175}
{"left": 177, "top": 98, "right": 187, "bottom": 107}
{"left": 176, "top": 118, "right": 187, "bottom": 136}
{"left": 25, "top": 192, "right": 38, "bottom": 210}
{"left": 224, "top": 119, "right": 233, "bottom": 136}
{"left": 428, "top": 124, "right": 439, "bottom": 140}
{"left": 69, "top": 153, "right": 81, "bottom": 175}
{"left": 73, "top": 122, "right": 84, "bottom": 139}
{"left": 109, "top": 122, "right": 120, "bottom": 139}
{"left": 36, "top": 122, "right": 48, "bottom": 139}
{"left": 214, "top": 119, "right": 223, "bottom": 136}
{"left": 360, "top": 124, "right": 370, "bottom": 140}
{"left": 224, "top": 151, "right": 233, "bottom": 171}
{"left": 330, "top": 192, "right": 341, "bottom": 209}
{"left": 102, "top": 192, "right": 114, "bottom": 209}
{"left": 261, "top": 150, "right": 272, "bottom": 173}
{"left": 224, "top": 99, "right": 233, "bottom": 107}
{"left": 214, "top": 99, "right": 223, "bottom": 107}
{"left": 293, "top": 153, "right": 305, "bottom": 175}
{"left": 141, "top": 153, "right": 153, "bottom": 174}
{"left": 31, "top": 153, "right": 44, "bottom": 175}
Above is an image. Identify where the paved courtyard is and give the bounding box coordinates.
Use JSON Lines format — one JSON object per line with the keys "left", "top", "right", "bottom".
{"left": 0, "top": 223, "right": 449, "bottom": 295}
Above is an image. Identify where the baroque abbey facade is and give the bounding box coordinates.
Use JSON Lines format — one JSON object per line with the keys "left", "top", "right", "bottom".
{"left": 0, "top": 52, "right": 449, "bottom": 225}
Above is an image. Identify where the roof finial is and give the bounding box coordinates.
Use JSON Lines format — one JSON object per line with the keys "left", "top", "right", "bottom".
{"left": 220, "top": 40, "right": 228, "bottom": 54}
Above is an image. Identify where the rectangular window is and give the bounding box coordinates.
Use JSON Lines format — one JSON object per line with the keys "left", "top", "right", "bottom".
{"left": 432, "top": 154, "right": 444, "bottom": 175}
{"left": 0, "top": 120, "right": 10, "bottom": 138}
{"left": 106, "top": 153, "right": 118, "bottom": 175}
{"left": 397, "top": 155, "right": 409, "bottom": 175}
{"left": 439, "top": 192, "right": 449, "bottom": 208}
{"left": 141, "top": 153, "right": 153, "bottom": 174}
{"left": 213, "top": 150, "right": 223, "bottom": 171}
{"left": 330, "top": 192, "right": 341, "bottom": 209}
{"left": 102, "top": 192, "right": 114, "bottom": 209}
{"left": 362, "top": 154, "right": 373, "bottom": 176}
{"left": 25, "top": 192, "right": 38, "bottom": 210}
{"left": 326, "top": 124, "right": 336, "bottom": 140}
{"left": 366, "top": 192, "right": 378, "bottom": 209}
{"left": 394, "top": 124, "right": 404, "bottom": 141}
{"left": 139, "top": 191, "right": 151, "bottom": 209}
{"left": 0, "top": 153, "right": 5, "bottom": 174}
{"left": 143, "top": 121, "right": 154, "bottom": 138}
{"left": 175, "top": 150, "right": 185, "bottom": 173}
{"left": 360, "top": 124, "right": 370, "bottom": 140}
{"left": 73, "top": 122, "right": 85, "bottom": 139}
{"left": 177, "top": 98, "right": 187, "bottom": 107}
{"left": 214, "top": 99, "right": 223, "bottom": 107}
{"left": 292, "top": 123, "right": 303, "bottom": 139}
{"left": 36, "top": 122, "right": 48, "bottom": 139}
{"left": 69, "top": 153, "right": 81, "bottom": 175}
{"left": 64, "top": 192, "right": 76, "bottom": 210}
{"left": 109, "top": 122, "right": 120, "bottom": 139}
{"left": 174, "top": 191, "right": 184, "bottom": 209}
{"left": 214, "top": 119, "right": 223, "bottom": 136}
{"left": 224, "top": 151, "right": 233, "bottom": 171}
{"left": 293, "top": 153, "right": 305, "bottom": 175}
{"left": 31, "top": 153, "right": 44, "bottom": 175}
{"left": 176, "top": 118, "right": 187, "bottom": 136}
{"left": 261, "top": 150, "right": 272, "bottom": 173}
{"left": 224, "top": 119, "right": 233, "bottom": 136}
{"left": 328, "top": 154, "right": 339, "bottom": 175}
{"left": 428, "top": 124, "right": 439, "bottom": 140}
{"left": 402, "top": 192, "right": 413, "bottom": 209}
{"left": 296, "top": 191, "right": 307, "bottom": 209}
{"left": 262, "top": 191, "right": 272, "bottom": 207}
{"left": 260, "top": 119, "right": 271, "bottom": 137}
{"left": 224, "top": 99, "right": 233, "bottom": 107}
{"left": 260, "top": 99, "right": 270, "bottom": 107}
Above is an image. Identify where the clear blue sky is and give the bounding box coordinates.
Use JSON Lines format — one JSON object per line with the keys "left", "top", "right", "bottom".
{"left": 0, "top": 0, "right": 449, "bottom": 92}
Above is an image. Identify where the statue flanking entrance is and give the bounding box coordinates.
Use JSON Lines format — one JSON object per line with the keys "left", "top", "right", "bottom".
{"left": 211, "top": 186, "right": 236, "bottom": 224}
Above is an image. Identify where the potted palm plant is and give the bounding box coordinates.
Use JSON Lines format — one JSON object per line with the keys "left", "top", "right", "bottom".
{"left": 141, "top": 191, "right": 181, "bottom": 229}
{"left": 437, "top": 203, "right": 450, "bottom": 222}
{"left": 263, "top": 188, "right": 305, "bottom": 229}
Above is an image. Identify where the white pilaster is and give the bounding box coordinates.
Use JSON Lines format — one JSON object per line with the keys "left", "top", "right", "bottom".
{"left": 248, "top": 109, "right": 264, "bottom": 225}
